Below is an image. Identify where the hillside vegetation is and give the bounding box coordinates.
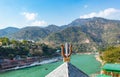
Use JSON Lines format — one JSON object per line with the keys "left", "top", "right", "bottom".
{"left": 102, "top": 46, "right": 120, "bottom": 63}
{"left": 1, "top": 17, "right": 120, "bottom": 52}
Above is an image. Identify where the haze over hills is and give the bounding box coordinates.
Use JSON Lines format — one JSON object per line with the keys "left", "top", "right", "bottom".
{"left": 1, "top": 17, "right": 120, "bottom": 51}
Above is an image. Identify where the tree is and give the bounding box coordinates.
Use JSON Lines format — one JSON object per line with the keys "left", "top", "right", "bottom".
{"left": 11, "top": 39, "right": 18, "bottom": 46}
{"left": 22, "top": 40, "right": 28, "bottom": 45}
{"left": 102, "top": 46, "right": 120, "bottom": 63}
{"left": 0, "top": 37, "right": 10, "bottom": 45}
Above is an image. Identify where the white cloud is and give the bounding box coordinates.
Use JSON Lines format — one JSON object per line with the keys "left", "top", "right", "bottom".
{"left": 84, "top": 5, "right": 88, "bottom": 8}
{"left": 22, "top": 12, "right": 37, "bottom": 21}
{"left": 0, "top": 12, "right": 48, "bottom": 29}
{"left": 30, "top": 20, "right": 47, "bottom": 26}
{"left": 80, "top": 8, "right": 120, "bottom": 19}
{"left": 21, "top": 12, "right": 48, "bottom": 27}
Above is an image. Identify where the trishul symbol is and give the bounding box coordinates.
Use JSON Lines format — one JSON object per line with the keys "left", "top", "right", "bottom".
{"left": 61, "top": 43, "right": 72, "bottom": 62}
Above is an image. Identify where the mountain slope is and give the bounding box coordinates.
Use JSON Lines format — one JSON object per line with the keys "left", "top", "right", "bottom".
{"left": 46, "top": 26, "right": 90, "bottom": 43}
{"left": 1, "top": 17, "right": 120, "bottom": 49}
{"left": 42, "top": 17, "right": 120, "bottom": 51}
{"left": 0, "top": 27, "right": 19, "bottom": 37}
{"left": 67, "top": 17, "right": 120, "bottom": 44}
{"left": 10, "top": 25, "right": 62, "bottom": 40}
{"left": 11, "top": 27, "right": 49, "bottom": 40}
{"left": 45, "top": 25, "right": 62, "bottom": 33}
{"left": 45, "top": 26, "right": 97, "bottom": 52}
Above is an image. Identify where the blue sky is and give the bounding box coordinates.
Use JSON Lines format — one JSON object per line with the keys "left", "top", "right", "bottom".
{"left": 0, "top": 0, "right": 120, "bottom": 29}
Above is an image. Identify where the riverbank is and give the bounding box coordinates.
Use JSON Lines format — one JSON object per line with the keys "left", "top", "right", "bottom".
{"left": 0, "top": 57, "right": 62, "bottom": 72}
{"left": 95, "top": 55, "right": 102, "bottom": 63}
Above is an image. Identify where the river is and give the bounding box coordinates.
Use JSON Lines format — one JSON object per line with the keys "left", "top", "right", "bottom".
{"left": 0, "top": 54, "right": 101, "bottom": 77}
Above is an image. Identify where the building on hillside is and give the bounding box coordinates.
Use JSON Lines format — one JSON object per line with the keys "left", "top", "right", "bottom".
{"left": 45, "top": 43, "right": 89, "bottom": 77}
{"left": 97, "top": 63, "right": 120, "bottom": 77}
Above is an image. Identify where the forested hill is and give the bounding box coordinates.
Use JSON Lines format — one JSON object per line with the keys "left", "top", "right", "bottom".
{"left": 1, "top": 17, "right": 120, "bottom": 51}
{"left": 0, "top": 27, "right": 19, "bottom": 37}
{"left": 45, "top": 17, "right": 120, "bottom": 50}
{"left": 67, "top": 17, "right": 120, "bottom": 44}
{"left": 45, "top": 26, "right": 92, "bottom": 43}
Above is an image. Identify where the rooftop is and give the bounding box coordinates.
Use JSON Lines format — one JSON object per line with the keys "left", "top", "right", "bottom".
{"left": 45, "top": 62, "right": 89, "bottom": 77}
{"left": 102, "top": 64, "right": 120, "bottom": 72}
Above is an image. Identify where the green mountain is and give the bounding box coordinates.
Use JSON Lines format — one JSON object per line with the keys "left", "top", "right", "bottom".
{"left": 0, "top": 27, "right": 19, "bottom": 37}
{"left": 45, "top": 25, "right": 62, "bottom": 32}
{"left": 10, "top": 27, "right": 49, "bottom": 40}
{"left": 46, "top": 26, "right": 90, "bottom": 43}
{"left": 67, "top": 17, "right": 120, "bottom": 45}
{"left": 1, "top": 17, "right": 120, "bottom": 51}
{"left": 10, "top": 25, "right": 62, "bottom": 41}
{"left": 44, "top": 17, "right": 120, "bottom": 51}
{"left": 44, "top": 26, "right": 97, "bottom": 52}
